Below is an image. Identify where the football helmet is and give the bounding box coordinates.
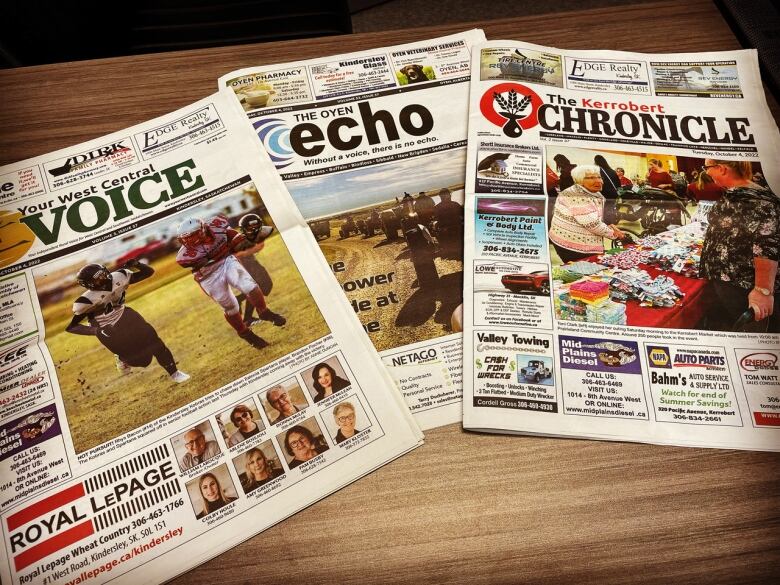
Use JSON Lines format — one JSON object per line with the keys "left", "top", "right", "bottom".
{"left": 178, "top": 217, "right": 206, "bottom": 246}
{"left": 239, "top": 213, "right": 273, "bottom": 241}
{"left": 76, "top": 264, "right": 112, "bottom": 291}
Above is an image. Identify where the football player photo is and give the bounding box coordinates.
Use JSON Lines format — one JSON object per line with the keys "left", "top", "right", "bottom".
{"left": 34, "top": 185, "right": 330, "bottom": 454}
{"left": 66, "top": 259, "right": 190, "bottom": 383}
{"left": 233, "top": 213, "right": 276, "bottom": 326}
{"left": 175, "top": 214, "right": 286, "bottom": 349}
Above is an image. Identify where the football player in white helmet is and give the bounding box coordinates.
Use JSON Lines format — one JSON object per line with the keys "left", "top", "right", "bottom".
{"left": 66, "top": 259, "right": 190, "bottom": 383}
{"left": 176, "top": 215, "right": 285, "bottom": 349}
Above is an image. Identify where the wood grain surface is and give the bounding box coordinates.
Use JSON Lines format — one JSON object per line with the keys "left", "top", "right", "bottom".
{"left": 2, "top": 1, "right": 779, "bottom": 584}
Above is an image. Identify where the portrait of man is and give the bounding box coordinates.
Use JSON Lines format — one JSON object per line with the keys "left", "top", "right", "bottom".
{"left": 179, "top": 426, "right": 221, "bottom": 471}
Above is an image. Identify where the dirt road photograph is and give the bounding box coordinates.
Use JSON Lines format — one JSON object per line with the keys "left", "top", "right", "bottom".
{"left": 287, "top": 150, "right": 466, "bottom": 352}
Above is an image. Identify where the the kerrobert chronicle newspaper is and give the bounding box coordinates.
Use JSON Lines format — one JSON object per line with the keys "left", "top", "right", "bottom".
{"left": 219, "top": 30, "right": 486, "bottom": 429}
{"left": 0, "top": 91, "right": 421, "bottom": 585}
{"left": 462, "top": 40, "right": 780, "bottom": 450}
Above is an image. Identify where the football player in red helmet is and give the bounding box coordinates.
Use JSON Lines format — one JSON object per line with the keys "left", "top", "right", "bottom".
{"left": 176, "top": 215, "right": 285, "bottom": 349}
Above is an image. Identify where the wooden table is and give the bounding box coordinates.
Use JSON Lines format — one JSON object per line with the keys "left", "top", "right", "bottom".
{"left": 2, "top": 1, "right": 779, "bottom": 583}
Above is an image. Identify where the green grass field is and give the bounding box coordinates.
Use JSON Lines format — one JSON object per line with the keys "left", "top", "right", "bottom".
{"left": 43, "top": 234, "right": 330, "bottom": 453}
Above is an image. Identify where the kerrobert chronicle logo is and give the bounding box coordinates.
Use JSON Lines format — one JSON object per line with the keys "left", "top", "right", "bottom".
{"left": 480, "top": 82, "right": 543, "bottom": 138}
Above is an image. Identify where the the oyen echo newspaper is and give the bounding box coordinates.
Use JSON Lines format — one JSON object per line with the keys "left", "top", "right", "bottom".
{"left": 0, "top": 91, "right": 421, "bottom": 585}
{"left": 462, "top": 40, "right": 780, "bottom": 451}
{"left": 219, "top": 30, "right": 486, "bottom": 429}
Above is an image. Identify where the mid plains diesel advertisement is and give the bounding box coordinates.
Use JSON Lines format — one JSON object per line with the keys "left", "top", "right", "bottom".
{"left": 462, "top": 40, "right": 780, "bottom": 451}
{"left": 220, "top": 30, "right": 487, "bottom": 430}
{"left": 0, "top": 92, "right": 422, "bottom": 585}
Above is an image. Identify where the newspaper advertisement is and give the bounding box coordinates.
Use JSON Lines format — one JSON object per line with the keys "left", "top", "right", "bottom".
{"left": 462, "top": 40, "right": 780, "bottom": 451}
{"left": 0, "top": 91, "right": 422, "bottom": 585}
{"left": 218, "top": 30, "right": 486, "bottom": 429}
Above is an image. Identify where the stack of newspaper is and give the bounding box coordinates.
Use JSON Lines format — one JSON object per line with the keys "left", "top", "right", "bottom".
{"left": 1, "top": 29, "right": 778, "bottom": 585}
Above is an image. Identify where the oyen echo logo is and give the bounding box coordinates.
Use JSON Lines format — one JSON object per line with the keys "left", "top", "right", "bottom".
{"left": 253, "top": 118, "right": 295, "bottom": 170}
{"left": 480, "top": 82, "right": 543, "bottom": 138}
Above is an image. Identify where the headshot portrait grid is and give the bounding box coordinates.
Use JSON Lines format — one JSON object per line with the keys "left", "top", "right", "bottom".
{"left": 276, "top": 416, "right": 330, "bottom": 470}
{"left": 218, "top": 399, "right": 266, "bottom": 447}
{"left": 232, "top": 439, "right": 286, "bottom": 494}
{"left": 173, "top": 420, "right": 222, "bottom": 472}
{"left": 261, "top": 377, "right": 309, "bottom": 426}
{"left": 186, "top": 463, "right": 239, "bottom": 520}
{"left": 302, "top": 355, "right": 352, "bottom": 403}
{"left": 323, "top": 397, "right": 371, "bottom": 445}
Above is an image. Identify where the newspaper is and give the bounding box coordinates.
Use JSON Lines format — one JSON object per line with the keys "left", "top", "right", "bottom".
{"left": 218, "top": 30, "right": 486, "bottom": 429}
{"left": 0, "top": 91, "right": 422, "bottom": 585}
{"left": 462, "top": 40, "right": 780, "bottom": 450}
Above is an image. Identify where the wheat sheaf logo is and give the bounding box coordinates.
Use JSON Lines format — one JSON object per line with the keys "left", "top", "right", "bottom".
{"left": 493, "top": 90, "right": 532, "bottom": 137}
{"left": 480, "top": 82, "right": 542, "bottom": 139}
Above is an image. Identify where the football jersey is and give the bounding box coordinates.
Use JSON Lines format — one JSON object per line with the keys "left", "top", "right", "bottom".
{"left": 72, "top": 269, "right": 131, "bottom": 327}
{"left": 176, "top": 216, "right": 234, "bottom": 281}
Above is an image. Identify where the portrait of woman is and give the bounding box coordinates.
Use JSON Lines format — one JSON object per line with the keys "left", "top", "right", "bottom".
{"left": 549, "top": 164, "right": 626, "bottom": 263}
{"left": 195, "top": 472, "right": 236, "bottom": 519}
{"left": 284, "top": 424, "right": 329, "bottom": 469}
{"left": 311, "top": 362, "right": 350, "bottom": 403}
{"left": 241, "top": 447, "right": 284, "bottom": 493}
{"left": 332, "top": 402, "right": 362, "bottom": 444}
{"left": 226, "top": 403, "right": 264, "bottom": 447}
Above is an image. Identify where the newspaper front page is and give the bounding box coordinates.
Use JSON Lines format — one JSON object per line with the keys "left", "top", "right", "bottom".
{"left": 0, "top": 91, "right": 422, "bottom": 585}
{"left": 462, "top": 40, "right": 780, "bottom": 450}
{"left": 219, "top": 30, "right": 486, "bottom": 429}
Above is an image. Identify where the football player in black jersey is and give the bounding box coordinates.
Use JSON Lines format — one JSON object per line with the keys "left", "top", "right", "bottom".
{"left": 234, "top": 213, "right": 280, "bottom": 326}
{"left": 65, "top": 259, "right": 190, "bottom": 383}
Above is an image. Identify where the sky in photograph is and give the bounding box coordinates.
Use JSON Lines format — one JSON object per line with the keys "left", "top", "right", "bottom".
{"left": 286, "top": 148, "right": 466, "bottom": 219}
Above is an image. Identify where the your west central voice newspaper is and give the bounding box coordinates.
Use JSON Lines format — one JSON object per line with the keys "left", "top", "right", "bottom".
{"left": 0, "top": 91, "right": 421, "bottom": 585}
{"left": 218, "top": 30, "right": 486, "bottom": 429}
{"left": 462, "top": 40, "right": 780, "bottom": 451}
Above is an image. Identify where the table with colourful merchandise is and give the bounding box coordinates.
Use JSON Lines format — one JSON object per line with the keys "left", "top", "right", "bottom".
{"left": 554, "top": 222, "right": 710, "bottom": 330}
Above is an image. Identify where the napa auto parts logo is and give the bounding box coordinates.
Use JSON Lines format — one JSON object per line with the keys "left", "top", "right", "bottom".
{"left": 253, "top": 118, "right": 294, "bottom": 170}
{"left": 740, "top": 352, "right": 779, "bottom": 372}
{"left": 480, "top": 83, "right": 543, "bottom": 138}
